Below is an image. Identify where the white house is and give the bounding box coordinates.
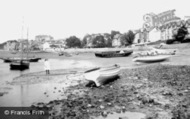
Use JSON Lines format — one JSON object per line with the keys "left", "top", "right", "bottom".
{"left": 112, "top": 34, "right": 122, "bottom": 47}
{"left": 149, "top": 28, "right": 161, "bottom": 42}
{"left": 42, "top": 42, "right": 50, "bottom": 50}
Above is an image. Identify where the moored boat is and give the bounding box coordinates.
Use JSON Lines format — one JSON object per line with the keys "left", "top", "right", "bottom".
{"left": 132, "top": 55, "right": 171, "bottom": 63}
{"left": 10, "top": 60, "right": 30, "bottom": 70}
{"left": 29, "top": 57, "right": 41, "bottom": 62}
{"left": 1, "top": 57, "right": 41, "bottom": 63}
{"left": 84, "top": 64, "right": 120, "bottom": 86}
{"left": 95, "top": 50, "right": 133, "bottom": 58}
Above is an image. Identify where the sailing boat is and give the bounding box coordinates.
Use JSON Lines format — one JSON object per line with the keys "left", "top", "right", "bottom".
{"left": 10, "top": 23, "right": 30, "bottom": 70}
{"left": 10, "top": 42, "right": 30, "bottom": 70}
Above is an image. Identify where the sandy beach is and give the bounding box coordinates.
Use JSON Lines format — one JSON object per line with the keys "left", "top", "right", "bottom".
{"left": 1, "top": 43, "right": 190, "bottom": 119}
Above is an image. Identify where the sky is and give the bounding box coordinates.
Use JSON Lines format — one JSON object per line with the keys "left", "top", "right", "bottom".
{"left": 0, "top": 0, "right": 190, "bottom": 43}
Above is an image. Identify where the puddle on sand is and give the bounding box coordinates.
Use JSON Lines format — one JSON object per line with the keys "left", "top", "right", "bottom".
{"left": 92, "top": 112, "right": 146, "bottom": 119}
{"left": 0, "top": 83, "right": 68, "bottom": 107}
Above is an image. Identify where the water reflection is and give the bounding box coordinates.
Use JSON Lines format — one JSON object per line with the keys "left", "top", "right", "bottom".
{"left": 0, "top": 83, "right": 67, "bottom": 106}
{"left": 0, "top": 56, "right": 155, "bottom": 107}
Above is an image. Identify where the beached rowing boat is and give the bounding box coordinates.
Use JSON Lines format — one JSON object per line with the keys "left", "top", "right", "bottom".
{"left": 84, "top": 64, "right": 120, "bottom": 86}
{"left": 95, "top": 50, "right": 133, "bottom": 58}
{"left": 132, "top": 55, "right": 171, "bottom": 63}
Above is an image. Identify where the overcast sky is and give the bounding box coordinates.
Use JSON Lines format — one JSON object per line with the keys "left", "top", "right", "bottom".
{"left": 0, "top": 0, "right": 189, "bottom": 43}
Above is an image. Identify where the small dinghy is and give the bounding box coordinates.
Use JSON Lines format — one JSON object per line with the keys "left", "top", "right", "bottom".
{"left": 133, "top": 55, "right": 171, "bottom": 63}
{"left": 84, "top": 64, "right": 120, "bottom": 86}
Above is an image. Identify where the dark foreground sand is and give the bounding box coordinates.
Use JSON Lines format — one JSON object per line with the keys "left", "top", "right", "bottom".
{"left": 21, "top": 64, "right": 190, "bottom": 119}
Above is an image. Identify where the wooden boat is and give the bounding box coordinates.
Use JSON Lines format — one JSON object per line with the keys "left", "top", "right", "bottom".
{"left": 133, "top": 55, "right": 171, "bottom": 63}
{"left": 2, "top": 58, "right": 12, "bottom": 63}
{"left": 10, "top": 22, "right": 31, "bottom": 70}
{"left": 29, "top": 57, "right": 41, "bottom": 62}
{"left": 136, "top": 49, "right": 176, "bottom": 56}
{"left": 95, "top": 50, "right": 133, "bottom": 58}
{"left": 2, "top": 57, "right": 41, "bottom": 63}
{"left": 84, "top": 64, "right": 120, "bottom": 86}
{"left": 10, "top": 60, "right": 30, "bottom": 70}
{"left": 1, "top": 57, "right": 22, "bottom": 63}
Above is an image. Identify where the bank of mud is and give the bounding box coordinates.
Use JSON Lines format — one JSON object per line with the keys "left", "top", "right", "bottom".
{"left": 29, "top": 64, "right": 190, "bottom": 119}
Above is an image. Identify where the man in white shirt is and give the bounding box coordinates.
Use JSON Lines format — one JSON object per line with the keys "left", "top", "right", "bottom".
{"left": 44, "top": 59, "right": 50, "bottom": 74}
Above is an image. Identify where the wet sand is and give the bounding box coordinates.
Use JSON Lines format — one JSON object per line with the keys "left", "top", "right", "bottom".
{"left": 1, "top": 43, "right": 190, "bottom": 119}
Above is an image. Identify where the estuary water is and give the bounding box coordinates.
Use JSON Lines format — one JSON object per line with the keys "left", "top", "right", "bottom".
{"left": 0, "top": 58, "right": 97, "bottom": 106}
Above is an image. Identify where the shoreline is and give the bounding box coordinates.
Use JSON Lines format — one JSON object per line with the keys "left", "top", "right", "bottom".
{"left": 1, "top": 43, "right": 190, "bottom": 118}
{"left": 23, "top": 64, "right": 190, "bottom": 119}
{"left": 4, "top": 64, "right": 190, "bottom": 119}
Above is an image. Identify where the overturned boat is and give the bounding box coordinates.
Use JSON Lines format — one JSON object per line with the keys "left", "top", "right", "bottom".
{"left": 95, "top": 50, "right": 133, "bottom": 58}
{"left": 84, "top": 64, "right": 120, "bottom": 86}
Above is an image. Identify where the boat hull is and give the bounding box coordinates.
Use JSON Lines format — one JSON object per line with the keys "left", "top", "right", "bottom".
{"left": 10, "top": 60, "right": 30, "bottom": 70}
{"left": 95, "top": 50, "right": 133, "bottom": 58}
{"left": 2, "top": 57, "right": 41, "bottom": 63}
{"left": 133, "top": 55, "right": 170, "bottom": 63}
{"left": 84, "top": 65, "right": 120, "bottom": 86}
{"left": 29, "top": 58, "right": 41, "bottom": 62}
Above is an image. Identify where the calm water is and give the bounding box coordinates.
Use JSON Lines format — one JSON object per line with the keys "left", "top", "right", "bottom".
{"left": 0, "top": 58, "right": 97, "bottom": 106}
{"left": 0, "top": 54, "right": 165, "bottom": 107}
{"left": 0, "top": 56, "right": 156, "bottom": 119}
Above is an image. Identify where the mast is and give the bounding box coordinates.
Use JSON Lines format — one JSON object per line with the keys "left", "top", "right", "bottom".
{"left": 26, "top": 27, "right": 29, "bottom": 59}
{"left": 21, "top": 16, "right": 24, "bottom": 59}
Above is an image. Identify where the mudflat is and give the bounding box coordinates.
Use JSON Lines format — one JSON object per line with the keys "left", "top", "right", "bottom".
{"left": 1, "top": 43, "right": 190, "bottom": 119}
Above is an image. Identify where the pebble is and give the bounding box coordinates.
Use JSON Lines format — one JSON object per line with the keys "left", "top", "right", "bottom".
{"left": 100, "top": 105, "right": 105, "bottom": 109}
{"left": 143, "top": 78, "right": 148, "bottom": 81}
{"left": 107, "top": 102, "right": 112, "bottom": 106}
{"left": 87, "top": 104, "right": 92, "bottom": 108}
{"left": 101, "top": 111, "right": 108, "bottom": 117}
{"left": 116, "top": 109, "right": 122, "bottom": 113}
{"left": 98, "top": 99, "right": 103, "bottom": 102}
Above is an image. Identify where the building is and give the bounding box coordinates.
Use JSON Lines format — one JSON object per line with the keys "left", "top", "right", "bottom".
{"left": 112, "top": 34, "right": 122, "bottom": 47}
{"left": 133, "top": 29, "right": 149, "bottom": 44}
{"left": 3, "top": 40, "right": 18, "bottom": 51}
{"left": 35, "top": 35, "right": 54, "bottom": 43}
{"left": 137, "top": 9, "right": 190, "bottom": 43}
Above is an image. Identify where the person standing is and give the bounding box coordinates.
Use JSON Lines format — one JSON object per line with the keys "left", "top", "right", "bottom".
{"left": 44, "top": 59, "right": 50, "bottom": 74}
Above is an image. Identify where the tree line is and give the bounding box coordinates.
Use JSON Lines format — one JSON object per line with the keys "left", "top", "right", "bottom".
{"left": 65, "top": 30, "right": 135, "bottom": 48}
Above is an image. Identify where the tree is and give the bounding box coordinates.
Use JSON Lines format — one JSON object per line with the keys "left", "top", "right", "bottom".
{"left": 120, "top": 30, "right": 135, "bottom": 46}
{"left": 111, "top": 30, "right": 121, "bottom": 39}
{"left": 103, "top": 33, "right": 112, "bottom": 47}
{"left": 174, "top": 25, "right": 188, "bottom": 41}
{"left": 92, "top": 35, "right": 106, "bottom": 48}
{"left": 81, "top": 34, "right": 90, "bottom": 48}
{"left": 65, "top": 36, "right": 81, "bottom": 48}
